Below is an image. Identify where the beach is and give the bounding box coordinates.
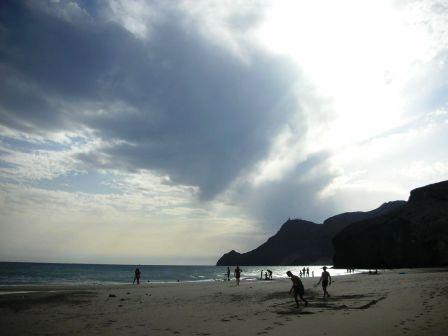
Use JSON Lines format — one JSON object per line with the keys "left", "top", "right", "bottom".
{"left": 1, "top": 268, "right": 447, "bottom": 336}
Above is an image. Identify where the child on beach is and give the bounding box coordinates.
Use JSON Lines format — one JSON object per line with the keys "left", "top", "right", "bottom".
{"left": 316, "top": 266, "right": 331, "bottom": 299}
{"left": 286, "top": 271, "right": 308, "bottom": 308}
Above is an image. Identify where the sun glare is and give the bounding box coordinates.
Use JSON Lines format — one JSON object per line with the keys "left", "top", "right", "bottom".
{"left": 257, "top": 1, "right": 433, "bottom": 150}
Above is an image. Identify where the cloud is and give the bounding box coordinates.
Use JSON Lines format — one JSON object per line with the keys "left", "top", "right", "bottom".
{"left": 224, "top": 151, "right": 337, "bottom": 228}
{"left": 0, "top": 0, "right": 302, "bottom": 200}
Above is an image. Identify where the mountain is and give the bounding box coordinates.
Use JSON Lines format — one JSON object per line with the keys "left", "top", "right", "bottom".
{"left": 333, "top": 180, "right": 448, "bottom": 268}
{"left": 216, "top": 201, "right": 406, "bottom": 266}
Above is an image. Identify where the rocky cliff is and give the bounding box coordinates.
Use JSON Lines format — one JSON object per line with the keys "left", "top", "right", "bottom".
{"left": 216, "top": 201, "right": 405, "bottom": 266}
{"left": 333, "top": 180, "right": 448, "bottom": 268}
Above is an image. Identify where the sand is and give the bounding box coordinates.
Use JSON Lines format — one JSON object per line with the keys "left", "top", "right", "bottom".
{"left": 1, "top": 268, "right": 447, "bottom": 335}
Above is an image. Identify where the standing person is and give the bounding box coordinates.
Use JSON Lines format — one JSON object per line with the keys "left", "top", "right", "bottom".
{"left": 302, "top": 267, "right": 306, "bottom": 277}
{"left": 267, "top": 269, "right": 273, "bottom": 279}
{"left": 226, "top": 267, "right": 231, "bottom": 281}
{"left": 316, "top": 266, "right": 331, "bottom": 299}
{"left": 306, "top": 267, "right": 310, "bottom": 277}
{"left": 234, "top": 266, "right": 242, "bottom": 286}
{"left": 133, "top": 267, "right": 141, "bottom": 285}
{"left": 260, "top": 270, "right": 264, "bottom": 280}
{"left": 286, "top": 271, "right": 308, "bottom": 308}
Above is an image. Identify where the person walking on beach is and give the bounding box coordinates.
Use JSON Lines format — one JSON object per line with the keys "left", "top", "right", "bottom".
{"left": 133, "top": 267, "right": 141, "bottom": 285}
{"left": 226, "top": 267, "right": 231, "bottom": 281}
{"left": 286, "top": 271, "right": 308, "bottom": 308}
{"left": 267, "top": 269, "right": 273, "bottom": 279}
{"left": 316, "top": 266, "right": 331, "bottom": 299}
{"left": 306, "top": 267, "right": 310, "bottom": 277}
{"left": 234, "top": 266, "right": 242, "bottom": 286}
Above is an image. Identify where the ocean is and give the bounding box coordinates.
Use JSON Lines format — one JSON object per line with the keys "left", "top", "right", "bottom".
{"left": 0, "top": 262, "right": 356, "bottom": 285}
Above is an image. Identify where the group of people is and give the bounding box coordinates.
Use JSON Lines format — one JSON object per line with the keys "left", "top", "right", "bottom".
{"left": 225, "top": 265, "right": 332, "bottom": 308}
{"left": 260, "top": 269, "right": 273, "bottom": 280}
{"left": 136, "top": 264, "right": 332, "bottom": 308}
{"left": 287, "top": 266, "right": 332, "bottom": 308}
{"left": 299, "top": 267, "right": 313, "bottom": 278}
{"left": 225, "top": 266, "right": 244, "bottom": 285}
{"left": 226, "top": 266, "right": 243, "bottom": 285}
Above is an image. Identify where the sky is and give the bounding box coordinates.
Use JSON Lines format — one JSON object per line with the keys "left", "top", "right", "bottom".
{"left": 0, "top": 0, "right": 447, "bottom": 265}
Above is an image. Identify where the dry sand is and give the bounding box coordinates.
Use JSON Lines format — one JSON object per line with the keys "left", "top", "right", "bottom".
{"left": 1, "top": 268, "right": 447, "bottom": 335}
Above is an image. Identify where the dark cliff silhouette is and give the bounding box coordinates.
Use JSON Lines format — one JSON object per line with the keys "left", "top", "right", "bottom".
{"left": 333, "top": 180, "right": 448, "bottom": 268}
{"left": 216, "top": 201, "right": 406, "bottom": 266}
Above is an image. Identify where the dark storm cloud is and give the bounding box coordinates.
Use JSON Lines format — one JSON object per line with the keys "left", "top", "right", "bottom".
{"left": 0, "top": 1, "right": 303, "bottom": 199}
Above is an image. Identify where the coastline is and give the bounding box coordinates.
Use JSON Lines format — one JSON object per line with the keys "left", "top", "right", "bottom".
{"left": 1, "top": 268, "right": 447, "bottom": 335}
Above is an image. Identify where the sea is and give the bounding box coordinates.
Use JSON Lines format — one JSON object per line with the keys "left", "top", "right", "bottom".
{"left": 0, "top": 262, "right": 357, "bottom": 286}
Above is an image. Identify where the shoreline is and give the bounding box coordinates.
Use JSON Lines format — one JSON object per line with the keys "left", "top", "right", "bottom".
{"left": 1, "top": 268, "right": 447, "bottom": 335}
{"left": 0, "top": 266, "right": 440, "bottom": 290}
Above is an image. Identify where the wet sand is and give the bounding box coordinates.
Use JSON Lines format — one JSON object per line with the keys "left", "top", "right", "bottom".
{"left": 1, "top": 268, "right": 447, "bottom": 335}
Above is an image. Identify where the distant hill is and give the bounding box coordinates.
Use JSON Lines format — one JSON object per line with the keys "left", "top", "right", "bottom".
{"left": 333, "top": 180, "right": 448, "bottom": 268}
{"left": 216, "top": 201, "right": 406, "bottom": 266}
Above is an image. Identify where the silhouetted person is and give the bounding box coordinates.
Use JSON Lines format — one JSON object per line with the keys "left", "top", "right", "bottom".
{"left": 302, "top": 267, "right": 306, "bottom": 277}
{"left": 226, "top": 267, "right": 231, "bottom": 281}
{"left": 234, "top": 266, "right": 242, "bottom": 286}
{"left": 133, "top": 268, "right": 141, "bottom": 285}
{"left": 267, "top": 269, "right": 273, "bottom": 279}
{"left": 306, "top": 267, "right": 310, "bottom": 277}
{"left": 299, "top": 270, "right": 302, "bottom": 278}
{"left": 316, "top": 266, "right": 331, "bottom": 299}
{"left": 260, "top": 270, "right": 264, "bottom": 280}
{"left": 286, "top": 271, "right": 308, "bottom": 308}
{"left": 264, "top": 271, "right": 269, "bottom": 280}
